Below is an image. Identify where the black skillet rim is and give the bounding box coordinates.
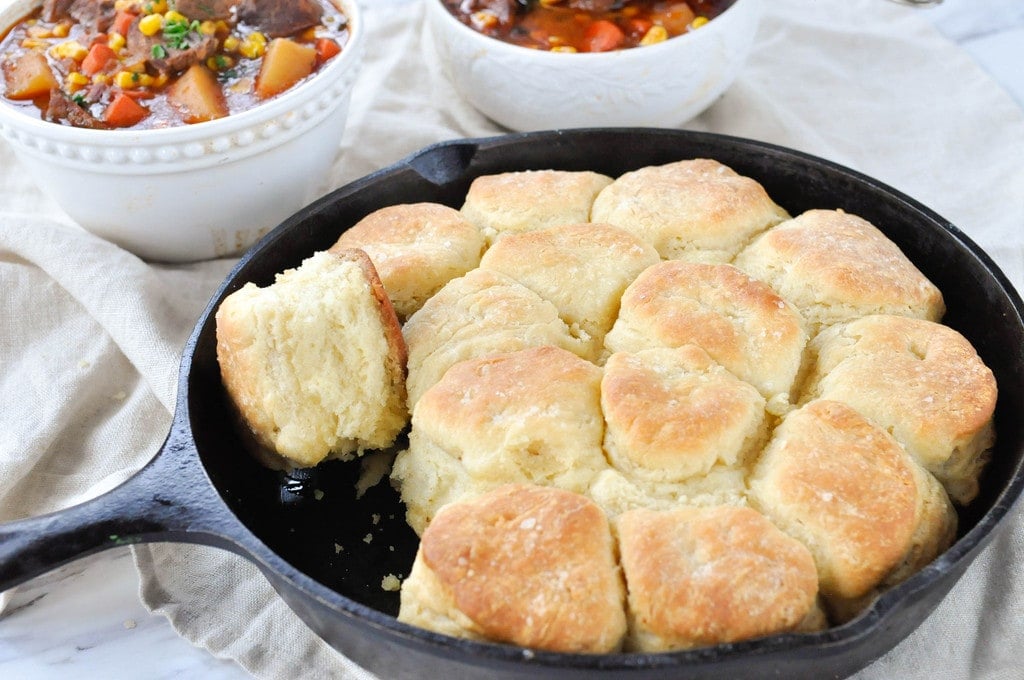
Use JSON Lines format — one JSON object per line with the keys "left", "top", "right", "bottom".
{"left": 185, "top": 127, "right": 1024, "bottom": 672}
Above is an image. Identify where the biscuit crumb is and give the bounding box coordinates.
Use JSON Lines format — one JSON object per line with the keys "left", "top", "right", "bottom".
{"left": 381, "top": 574, "right": 401, "bottom": 591}
{"left": 363, "top": 533, "right": 373, "bottom": 544}
{"left": 334, "top": 543, "right": 344, "bottom": 554}
{"left": 123, "top": 619, "right": 137, "bottom": 630}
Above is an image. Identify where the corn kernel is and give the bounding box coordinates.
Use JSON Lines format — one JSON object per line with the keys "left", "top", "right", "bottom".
{"left": 65, "top": 71, "right": 90, "bottom": 91}
{"left": 50, "top": 40, "right": 89, "bottom": 61}
{"left": 215, "top": 20, "right": 229, "bottom": 33}
{"left": 52, "top": 22, "right": 71, "bottom": 38}
{"left": 114, "top": 0, "right": 135, "bottom": 11}
{"left": 138, "top": 13, "right": 163, "bottom": 36}
{"left": 199, "top": 20, "right": 218, "bottom": 36}
{"left": 108, "top": 32, "right": 126, "bottom": 51}
{"left": 470, "top": 11, "right": 498, "bottom": 31}
{"left": 222, "top": 35, "right": 240, "bottom": 52}
{"left": 145, "top": 0, "right": 169, "bottom": 14}
{"left": 92, "top": 73, "right": 110, "bottom": 85}
{"left": 114, "top": 70, "right": 154, "bottom": 88}
{"left": 691, "top": 16, "right": 709, "bottom": 29}
{"left": 248, "top": 31, "right": 267, "bottom": 46}
{"left": 550, "top": 45, "right": 577, "bottom": 53}
{"left": 164, "top": 10, "right": 187, "bottom": 23}
{"left": 238, "top": 37, "right": 265, "bottom": 59}
{"left": 206, "top": 54, "right": 234, "bottom": 71}
{"left": 640, "top": 25, "right": 668, "bottom": 46}
{"left": 27, "top": 24, "right": 53, "bottom": 39}
{"left": 20, "top": 38, "right": 48, "bottom": 49}
{"left": 152, "top": 72, "right": 169, "bottom": 88}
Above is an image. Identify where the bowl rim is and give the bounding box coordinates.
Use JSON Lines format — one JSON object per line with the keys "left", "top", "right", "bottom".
{"left": 424, "top": 0, "right": 762, "bottom": 61}
{"left": 0, "top": 0, "right": 365, "bottom": 145}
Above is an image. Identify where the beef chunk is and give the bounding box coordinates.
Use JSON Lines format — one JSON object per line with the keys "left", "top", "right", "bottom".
{"left": 71, "top": 0, "right": 116, "bottom": 33}
{"left": 41, "top": 0, "right": 116, "bottom": 32}
{"left": 41, "top": 0, "right": 76, "bottom": 22}
{"left": 237, "top": 0, "right": 324, "bottom": 38}
{"left": 44, "top": 88, "right": 110, "bottom": 129}
{"left": 459, "top": 0, "right": 519, "bottom": 26}
{"left": 125, "top": 16, "right": 219, "bottom": 75}
{"left": 172, "top": 0, "right": 242, "bottom": 20}
{"left": 566, "top": 0, "right": 624, "bottom": 10}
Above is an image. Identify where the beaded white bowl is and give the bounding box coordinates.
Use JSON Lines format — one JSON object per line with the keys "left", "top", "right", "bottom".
{"left": 0, "top": 0, "right": 365, "bottom": 262}
{"left": 425, "top": 0, "right": 763, "bottom": 132}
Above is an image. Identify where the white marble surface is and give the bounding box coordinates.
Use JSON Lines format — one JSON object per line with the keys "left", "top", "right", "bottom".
{"left": 1, "top": 1, "right": 1023, "bottom": 678}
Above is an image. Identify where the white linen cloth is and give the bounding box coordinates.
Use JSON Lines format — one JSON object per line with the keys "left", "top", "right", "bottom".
{"left": 2, "top": 0, "right": 1023, "bottom": 678}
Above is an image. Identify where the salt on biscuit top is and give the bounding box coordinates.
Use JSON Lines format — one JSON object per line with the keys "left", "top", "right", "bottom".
{"left": 391, "top": 345, "right": 609, "bottom": 534}
{"left": 398, "top": 484, "right": 627, "bottom": 653}
{"left": 803, "top": 314, "right": 997, "bottom": 505}
{"left": 601, "top": 347, "right": 767, "bottom": 484}
{"left": 479, "top": 223, "right": 660, "bottom": 361}
{"left": 460, "top": 169, "right": 613, "bottom": 245}
{"left": 733, "top": 209, "right": 945, "bottom": 336}
{"left": 748, "top": 400, "right": 956, "bottom": 620}
{"left": 402, "top": 268, "right": 588, "bottom": 411}
{"left": 589, "top": 158, "right": 790, "bottom": 262}
{"left": 616, "top": 505, "right": 824, "bottom": 652}
{"left": 329, "top": 203, "right": 486, "bottom": 320}
{"left": 215, "top": 249, "right": 407, "bottom": 469}
{"left": 605, "top": 261, "right": 808, "bottom": 408}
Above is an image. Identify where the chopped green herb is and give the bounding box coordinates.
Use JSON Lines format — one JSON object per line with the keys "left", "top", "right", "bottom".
{"left": 71, "top": 92, "right": 87, "bottom": 107}
{"left": 163, "top": 18, "right": 200, "bottom": 50}
{"left": 217, "top": 68, "right": 238, "bottom": 82}
{"left": 151, "top": 43, "right": 167, "bottom": 59}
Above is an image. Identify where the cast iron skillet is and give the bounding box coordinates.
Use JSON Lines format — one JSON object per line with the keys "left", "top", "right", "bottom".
{"left": 1, "top": 129, "right": 1022, "bottom": 680}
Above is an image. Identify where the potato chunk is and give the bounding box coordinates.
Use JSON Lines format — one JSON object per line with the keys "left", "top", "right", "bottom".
{"left": 255, "top": 38, "right": 316, "bottom": 100}
{"left": 2, "top": 51, "right": 59, "bottom": 100}
{"left": 166, "top": 64, "right": 228, "bottom": 123}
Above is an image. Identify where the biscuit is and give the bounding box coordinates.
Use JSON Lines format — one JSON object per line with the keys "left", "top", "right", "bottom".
{"left": 733, "top": 209, "right": 945, "bottom": 335}
{"left": 398, "top": 484, "right": 627, "bottom": 653}
{"left": 329, "top": 203, "right": 485, "bottom": 320}
{"left": 392, "top": 345, "right": 609, "bottom": 534}
{"left": 460, "top": 169, "right": 613, "bottom": 245}
{"left": 802, "top": 314, "right": 997, "bottom": 504}
{"left": 601, "top": 347, "right": 767, "bottom": 483}
{"left": 605, "top": 261, "right": 808, "bottom": 407}
{"left": 748, "top": 400, "right": 956, "bottom": 620}
{"left": 402, "top": 268, "right": 588, "bottom": 410}
{"left": 590, "top": 158, "right": 789, "bottom": 262}
{"left": 479, "top": 222, "right": 659, "bottom": 360}
{"left": 616, "top": 505, "right": 823, "bottom": 652}
{"left": 215, "top": 250, "right": 407, "bottom": 468}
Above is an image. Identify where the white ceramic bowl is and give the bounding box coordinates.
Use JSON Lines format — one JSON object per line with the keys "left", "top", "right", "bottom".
{"left": 0, "top": 0, "right": 365, "bottom": 262}
{"left": 425, "top": 0, "right": 763, "bottom": 132}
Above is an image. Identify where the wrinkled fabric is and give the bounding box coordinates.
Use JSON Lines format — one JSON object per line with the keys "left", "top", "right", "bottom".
{"left": 1, "top": 1, "right": 1022, "bottom": 678}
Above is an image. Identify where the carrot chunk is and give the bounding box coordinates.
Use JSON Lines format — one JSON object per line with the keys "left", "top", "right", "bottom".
{"left": 81, "top": 43, "right": 117, "bottom": 76}
{"left": 104, "top": 92, "right": 149, "bottom": 127}
{"left": 582, "top": 20, "right": 625, "bottom": 53}
{"left": 314, "top": 37, "right": 341, "bottom": 66}
{"left": 113, "top": 10, "right": 138, "bottom": 37}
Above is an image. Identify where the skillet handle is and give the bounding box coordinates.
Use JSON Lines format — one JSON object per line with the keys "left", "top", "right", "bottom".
{"left": 0, "top": 426, "right": 236, "bottom": 592}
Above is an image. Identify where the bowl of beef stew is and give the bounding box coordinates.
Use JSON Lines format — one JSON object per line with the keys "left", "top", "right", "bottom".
{"left": 425, "top": 0, "right": 762, "bottom": 131}
{"left": 0, "top": 0, "right": 364, "bottom": 262}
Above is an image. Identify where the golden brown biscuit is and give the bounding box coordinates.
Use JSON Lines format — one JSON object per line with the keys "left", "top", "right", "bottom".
{"left": 392, "top": 345, "right": 609, "bottom": 534}
{"left": 460, "top": 169, "right": 613, "bottom": 245}
{"left": 748, "top": 400, "right": 956, "bottom": 620}
{"left": 601, "top": 347, "right": 767, "bottom": 483}
{"left": 604, "top": 261, "right": 808, "bottom": 408}
{"left": 398, "top": 484, "right": 627, "bottom": 653}
{"left": 329, "top": 203, "right": 485, "bottom": 320}
{"left": 402, "top": 268, "right": 588, "bottom": 411}
{"left": 590, "top": 158, "right": 789, "bottom": 262}
{"left": 479, "top": 222, "right": 660, "bottom": 360}
{"left": 733, "top": 209, "right": 945, "bottom": 335}
{"left": 215, "top": 250, "right": 407, "bottom": 468}
{"left": 616, "top": 505, "right": 823, "bottom": 652}
{"left": 802, "top": 314, "right": 997, "bottom": 504}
